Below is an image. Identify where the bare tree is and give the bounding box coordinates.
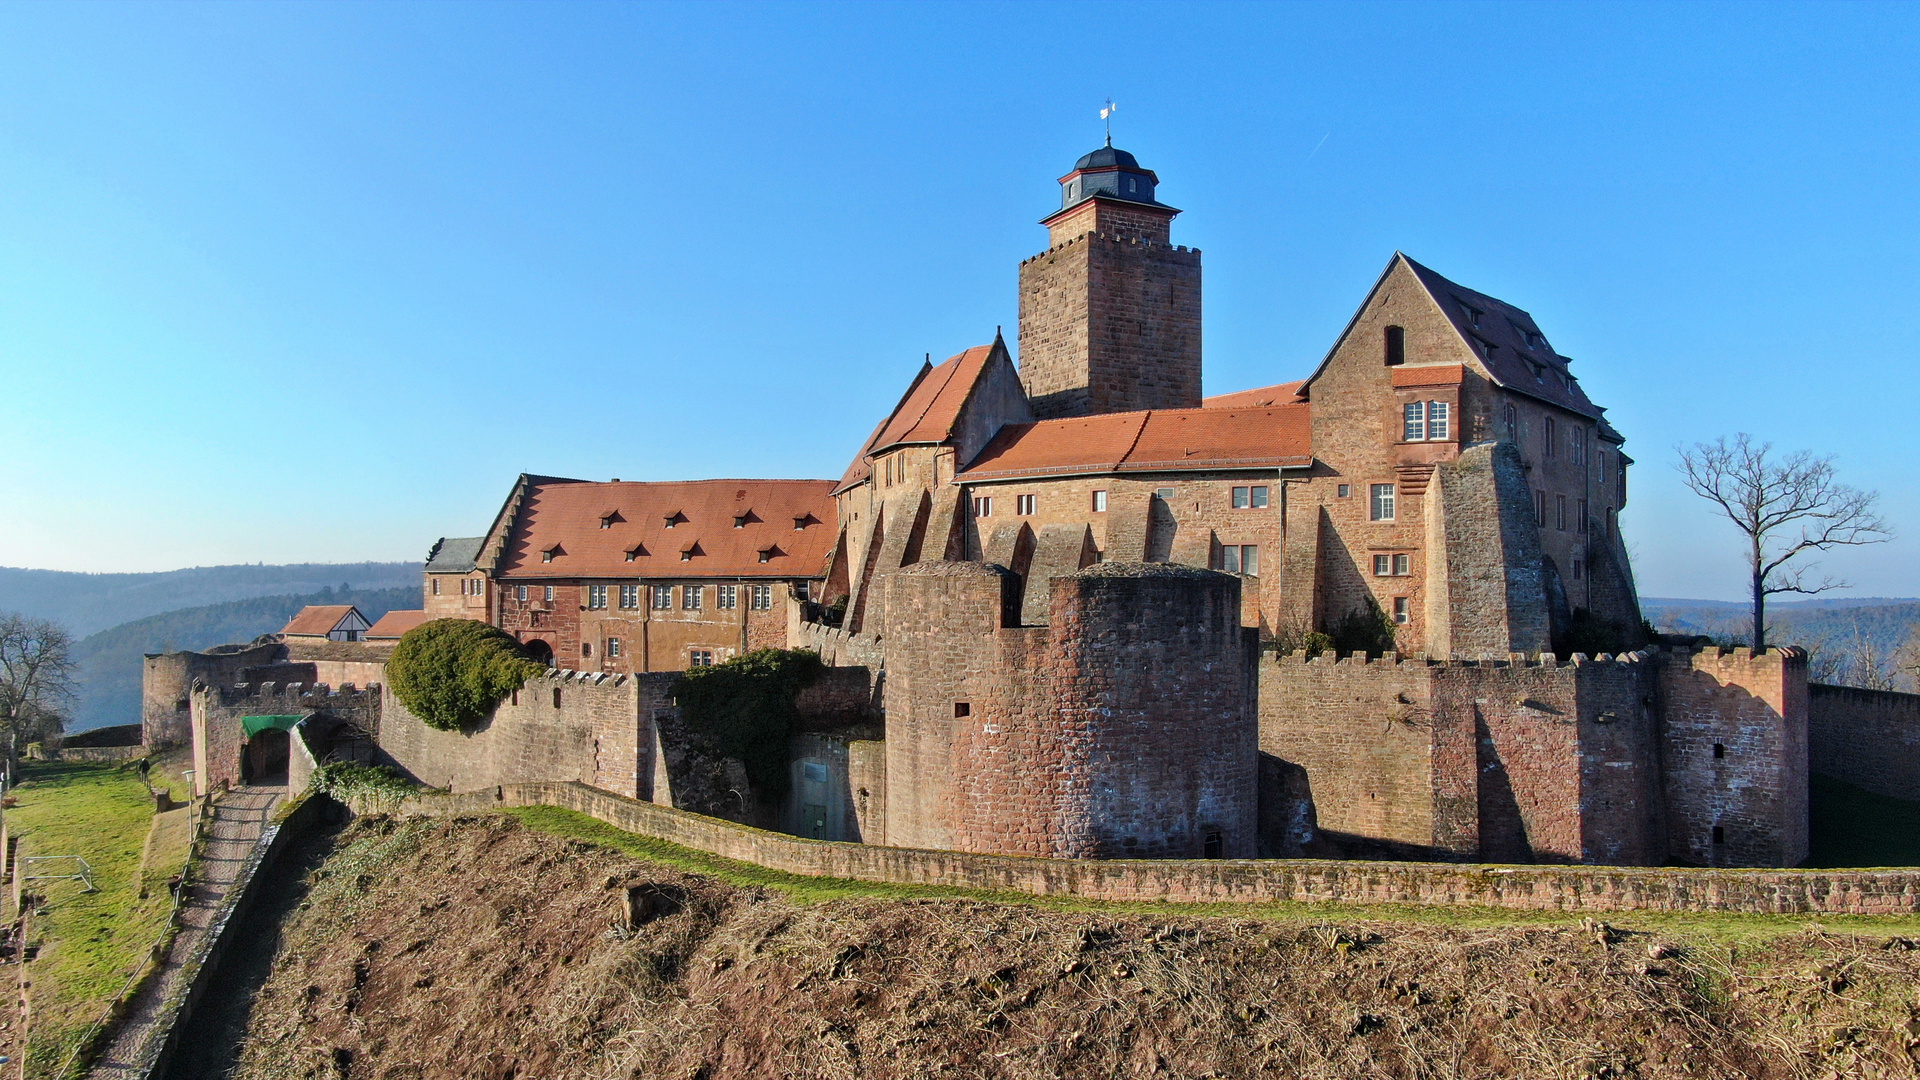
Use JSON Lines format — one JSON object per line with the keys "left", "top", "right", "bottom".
{"left": 1676, "top": 435, "right": 1891, "bottom": 652}
{"left": 1892, "top": 625, "right": 1920, "bottom": 693}
{"left": 0, "top": 612, "right": 76, "bottom": 754}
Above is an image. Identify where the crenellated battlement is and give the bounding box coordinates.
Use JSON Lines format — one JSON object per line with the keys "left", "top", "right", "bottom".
{"left": 1270, "top": 648, "right": 1657, "bottom": 669}
{"left": 1018, "top": 230, "right": 1200, "bottom": 266}
{"left": 209, "top": 681, "right": 383, "bottom": 707}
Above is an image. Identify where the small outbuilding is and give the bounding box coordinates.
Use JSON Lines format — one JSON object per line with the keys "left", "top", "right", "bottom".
{"left": 280, "top": 605, "right": 371, "bottom": 643}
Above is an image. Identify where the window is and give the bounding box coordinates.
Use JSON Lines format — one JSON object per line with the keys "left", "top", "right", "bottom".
{"left": 553, "top": 687, "right": 562, "bottom": 708}
{"left": 1369, "top": 484, "right": 1395, "bottom": 521}
{"left": 1218, "top": 544, "right": 1259, "bottom": 575}
{"left": 972, "top": 496, "right": 992, "bottom": 517}
{"left": 1092, "top": 490, "right": 1108, "bottom": 512}
{"left": 953, "top": 702, "right": 971, "bottom": 718}
{"left": 1155, "top": 487, "right": 1176, "bottom": 499}
{"left": 431, "top": 578, "right": 441, "bottom": 596}
{"left": 690, "top": 650, "right": 714, "bottom": 668}
{"left": 794, "top": 581, "right": 810, "bottom": 602}
{"left": 1372, "top": 554, "right": 1410, "bottom": 577}
{"left": 663, "top": 511, "right": 686, "bottom": 528}
{"left": 619, "top": 584, "right": 640, "bottom": 609}
{"left": 1712, "top": 825, "right": 1725, "bottom": 845}
{"left": 751, "top": 584, "right": 773, "bottom": 610}
{"left": 608, "top": 637, "right": 622, "bottom": 658}
{"left": 1543, "top": 416, "right": 1556, "bottom": 458}
{"left": 1556, "top": 494, "right": 1567, "bottom": 531}
{"left": 1384, "top": 325, "right": 1406, "bottom": 366}
{"left": 757, "top": 546, "right": 780, "bottom": 563}
{"left": 625, "top": 545, "right": 645, "bottom": 562}
{"left": 544, "top": 586, "right": 555, "bottom": 602}
{"left": 1607, "top": 508, "right": 1616, "bottom": 539}
{"left": 585, "top": 584, "right": 606, "bottom": 610}
{"left": 600, "top": 513, "right": 617, "bottom": 529}
{"left": 582, "top": 641, "right": 592, "bottom": 658}
{"left": 1617, "top": 460, "right": 1628, "bottom": 506}
{"left": 1572, "top": 559, "right": 1584, "bottom": 580}
{"left": 1393, "top": 597, "right": 1410, "bottom": 624}
{"left": 1427, "top": 401, "right": 1449, "bottom": 440}
{"left": 516, "top": 585, "right": 528, "bottom": 601}
{"left": 1713, "top": 743, "right": 1726, "bottom": 759}
{"left": 652, "top": 585, "right": 673, "bottom": 610}
{"left": 1337, "top": 484, "right": 1350, "bottom": 498}
{"left": 1231, "top": 485, "right": 1269, "bottom": 509}
{"left": 1203, "top": 831, "right": 1224, "bottom": 858}
{"left": 1534, "top": 490, "right": 1546, "bottom": 527}
{"left": 1578, "top": 499, "right": 1589, "bottom": 534}
{"left": 1403, "top": 401, "right": 1426, "bottom": 441}
{"left": 1571, "top": 427, "right": 1587, "bottom": 467}
{"left": 1394, "top": 553, "right": 1410, "bottom": 576}
{"left": 1016, "top": 494, "right": 1036, "bottom": 515}
{"left": 682, "top": 585, "right": 702, "bottom": 610}
{"left": 541, "top": 549, "right": 554, "bottom": 563}
{"left": 1504, "top": 402, "right": 1518, "bottom": 440}
{"left": 718, "top": 584, "right": 737, "bottom": 610}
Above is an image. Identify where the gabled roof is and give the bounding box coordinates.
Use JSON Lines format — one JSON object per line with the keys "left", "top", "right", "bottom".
{"left": 1303, "top": 253, "right": 1609, "bottom": 424}
{"left": 959, "top": 403, "right": 1311, "bottom": 481}
{"left": 832, "top": 339, "right": 1010, "bottom": 495}
{"left": 424, "top": 536, "right": 485, "bottom": 573}
{"left": 1202, "top": 381, "right": 1306, "bottom": 409}
{"left": 281, "top": 605, "right": 366, "bottom": 637}
{"left": 495, "top": 478, "right": 839, "bottom": 580}
{"left": 365, "top": 610, "right": 432, "bottom": 640}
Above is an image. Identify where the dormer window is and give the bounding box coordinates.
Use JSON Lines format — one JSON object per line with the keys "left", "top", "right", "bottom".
{"left": 1456, "top": 298, "right": 1483, "bottom": 326}
{"left": 792, "top": 513, "right": 818, "bottom": 530}
{"left": 680, "top": 541, "right": 702, "bottom": 561}
{"left": 733, "top": 510, "right": 759, "bottom": 528}
{"left": 758, "top": 545, "right": 783, "bottom": 563}
{"left": 623, "top": 544, "right": 648, "bottom": 562}
{"left": 599, "top": 511, "right": 623, "bottom": 529}
{"left": 541, "top": 544, "right": 563, "bottom": 563}
{"left": 663, "top": 511, "right": 687, "bottom": 528}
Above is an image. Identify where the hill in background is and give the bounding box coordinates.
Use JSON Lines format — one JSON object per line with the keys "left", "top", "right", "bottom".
{"left": 1642, "top": 596, "right": 1920, "bottom": 686}
{"left": 69, "top": 584, "right": 420, "bottom": 732}
{"left": 0, "top": 562, "right": 419, "bottom": 638}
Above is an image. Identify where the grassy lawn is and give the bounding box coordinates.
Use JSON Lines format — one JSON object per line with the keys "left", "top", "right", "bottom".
{"left": 1808, "top": 772, "right": 1920, "bottom": 868}
{"left": 504, "top": 805, "right": 1920, "bottom": 945}
{"left": 7, "top": 760, "right": 186, "bottom": 1078}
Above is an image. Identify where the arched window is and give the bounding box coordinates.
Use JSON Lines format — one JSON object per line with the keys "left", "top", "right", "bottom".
{"left": 1383, "top": 325, "right": 1405, "bottom": 366}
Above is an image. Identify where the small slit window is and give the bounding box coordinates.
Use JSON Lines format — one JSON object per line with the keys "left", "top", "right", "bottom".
{"left": 954, "top": 702, "right": 971, "bottom": 718}
{"left": 1713, "top": 743, "right": 1726, "bottom": 759}
{"left": 1384, "top": 325, "right": 1405, "bottom": 366}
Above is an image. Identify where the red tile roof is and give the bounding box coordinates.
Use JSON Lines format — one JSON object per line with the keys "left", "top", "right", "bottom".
{"left": 833, "top": 343, "right": 999, "bottom": 494}
{"left": 1390, "top": 364, "right": 1466, "bottom": 388}
{"left": 960, "top": 403, "right": 1311, "bottom": 481}
{"left": 281, "top": 605, "right": 361, "bottom": 637}
{"left": 497, "top": 478, "right": 839, "bottom": 580}
{"left": 365, "top": 610, "right": 432, "bottom": 640}
{"left": 1203, "top": 381, "right": 1306, "bottom": 409}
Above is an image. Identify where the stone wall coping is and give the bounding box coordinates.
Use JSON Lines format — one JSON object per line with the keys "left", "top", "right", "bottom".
{"left": 211, "top": 682, "right": 382, "bottom": 704}
{"left": 1270, "top": 648, "right": 1658, "bottom": 669}
{"left": 796, "top": 620, "right": 883, "bottom": 648}
{"left": 402, "top": 781, "right": 1920, "bottom": 915}
{"left": 1018, "top": 231, "right": 1200, "bottom": 265}
{"left": 537, "top": 669, "right": 630, "bottom": 687}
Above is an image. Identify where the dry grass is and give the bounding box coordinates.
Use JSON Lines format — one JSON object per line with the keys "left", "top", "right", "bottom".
{"left": 225, "top": 815, "right": 1920, "bottom": 1080}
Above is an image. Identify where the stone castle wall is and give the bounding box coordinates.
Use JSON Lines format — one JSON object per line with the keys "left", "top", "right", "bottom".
{"left": 145, "top": 642, "right": 284, "bottom": 748}
{"left": 882, "top": 561, "right": 1257, "bottom": 859}
{"left": 1659, "top": 646, "right": 1810, "bottom": 868}
{"left": 1809, "top": 683, "right": 1920, "bottom": 801}
{"left": 191, "top": 681, "right": 380, "bottom": 794}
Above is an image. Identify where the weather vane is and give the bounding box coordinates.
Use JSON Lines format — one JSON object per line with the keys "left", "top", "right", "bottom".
{"left": 1100, "top": 99, "right": 1116, "bottom": 146}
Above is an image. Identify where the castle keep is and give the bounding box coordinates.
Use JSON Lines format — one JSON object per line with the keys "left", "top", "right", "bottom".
{"left": 161, "top": 140, "right": 1852, "bottom": 870}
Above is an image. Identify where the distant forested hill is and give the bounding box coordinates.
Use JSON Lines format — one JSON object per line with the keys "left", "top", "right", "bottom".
{"left": 0, "top": 562, "right": 419, "bottom": 637}
{"left": 69, "top": 584, "right": 419, "bottom": 732}
{"left": 1642, "top": 596, "right": 1920, "bottom": 687}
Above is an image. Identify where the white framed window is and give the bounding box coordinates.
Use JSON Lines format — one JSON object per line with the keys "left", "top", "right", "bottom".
{"left": 1571, "top": 426, "right": 1588, "bottom": 467}
{"left": 682, "top": 585, "right": 702, "bottom": 610}
{"left": 689, "top": 650, "right": 714, "bottom": 668}
{"left": 1534, "top": 490, "right": 1547, "bottom": 527}
{"left": 1394, "top": 553, "right": 1410, "bottom": 576}
{"left": 587, "top": 584, "right": 608, "bottom": 610}
{"left": 516, "top": 585, "right": 528, "bottom": 601}
{"left": 1091, "top": 490, "right": 1108, "bottom": 512}
{"left": 1556, "top": 494, "right": 1568, "bottom": 532}
{"left": 1337, "top": 484, "right": 1350, "bottom": 498}
{"left": 651, "top": 585, "right": 673, "bottom": 610}
{"left": 1155, "top": 486, "right": 1176, "bottom": 499}
{"left": 1369, "top": 484, "right": 1395, "bottom": 522}
{"left": 1016, "top": 494, "right": 1036, "bottom": 515}
{"left": 431, "top": 578, "right": 441, "bottom": 596}
{"left": 718, "top": 584, "right": 737, "bottom": 610}
{"left": 972, "top": 496, "right": 992, "bottom": 517}
{"left": 750, "top": 584, "right": 773, "bottom": 610}
{"left": 608, "top": 637, "right": 622, "bottom": 657}
{"left": 544, "top": 586, "right": 555, "bottom": 602}
{"left": 618, "top": 584, "right": 640, "bottom": 609}
{"left": 1231, "top": 485, "right": 1270, "bottom": 509}
{"left": 1427, "top": 401, "right": 1449, "bottom": 440}
{"left": 1393, "top": 597, "right": 1410, "bottom": 624}
{"left": 1403, "top": 401, "right": 1426, "bottom": 441}
{"left": 1217, "top": 544, "right": 1258, "bottom": 575}
{"left": 1372, "top": 554, "right": 1411, "bottom": 577}
{"left": 541, "top": 549, "right": 555, "bottom": 563}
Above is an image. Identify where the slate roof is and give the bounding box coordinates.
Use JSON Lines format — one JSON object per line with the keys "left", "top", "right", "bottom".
{"left": 833, "top": 343, "right": 1001, "bottom": 495}
{"left": 495, "top": 478, "right": 838, "bottom": 580}
{"left": 960, "top": 404, "right": 1311, "bottom": 481}
{"left": 281, "top": 605, "right": 364, "bottom": 637}
{"left": 425, "top": 536, "right": 486, "bottom": 573}
{"left": 365, "top": 610, "right": 431, "bottom": 640}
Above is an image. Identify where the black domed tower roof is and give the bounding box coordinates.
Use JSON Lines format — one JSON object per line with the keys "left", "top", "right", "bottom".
{"left": 1050, "top": 139, "right": 1177, "bottom": 218}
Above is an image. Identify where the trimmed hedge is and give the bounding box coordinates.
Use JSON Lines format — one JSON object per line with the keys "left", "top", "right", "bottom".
{"left": 673, "top": 648, "right": 824, "bottom": 799}
{"left": 387, "top": 619, "right": 546, "bottom": 731}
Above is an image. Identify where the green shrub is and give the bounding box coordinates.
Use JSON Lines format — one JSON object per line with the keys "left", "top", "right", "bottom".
{"left": 1329, "top": 601, "right": 1398, "bottom": 658}
{"left": 672, "top": 648, "right": 825, "bottom": 800}
{"left": 308, "top": 761, "right": 417, "bottom": 814}
{"left": 386, "top": 619, "right": 546, "bottom": 731}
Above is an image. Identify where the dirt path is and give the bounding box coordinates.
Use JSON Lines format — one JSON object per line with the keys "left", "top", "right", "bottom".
{"left": 86, "top": 786, "right": 283, "bottom": 1080}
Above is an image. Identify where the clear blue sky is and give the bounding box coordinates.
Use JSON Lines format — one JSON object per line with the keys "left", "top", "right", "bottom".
{"left": 1, "top": 1, "right": 1915, "bottom": 602}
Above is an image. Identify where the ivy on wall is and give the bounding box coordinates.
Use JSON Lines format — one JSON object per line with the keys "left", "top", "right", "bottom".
{"left": 387, "top": 619, "right": 546, "bottom": 732}
{"left": 673, "top": 648, "right": 825, "bottom": 800}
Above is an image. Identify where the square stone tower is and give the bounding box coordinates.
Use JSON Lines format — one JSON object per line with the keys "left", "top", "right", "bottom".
{"left": 1017, "top": 143, "right": 1202, "bottom": 420}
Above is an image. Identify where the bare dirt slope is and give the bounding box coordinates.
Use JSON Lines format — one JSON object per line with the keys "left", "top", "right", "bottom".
{"left": 230, "top": 816, "right": 1920, "bottom": 1080}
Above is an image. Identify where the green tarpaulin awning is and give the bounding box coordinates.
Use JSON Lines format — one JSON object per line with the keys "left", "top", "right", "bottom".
{"left": 242, "top": 714, "right": 306, "bottom": 738}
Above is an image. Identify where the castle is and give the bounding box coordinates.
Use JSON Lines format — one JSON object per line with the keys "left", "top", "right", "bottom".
{"left": 151, "top": 140, "right": 1856, "bottom": 870}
